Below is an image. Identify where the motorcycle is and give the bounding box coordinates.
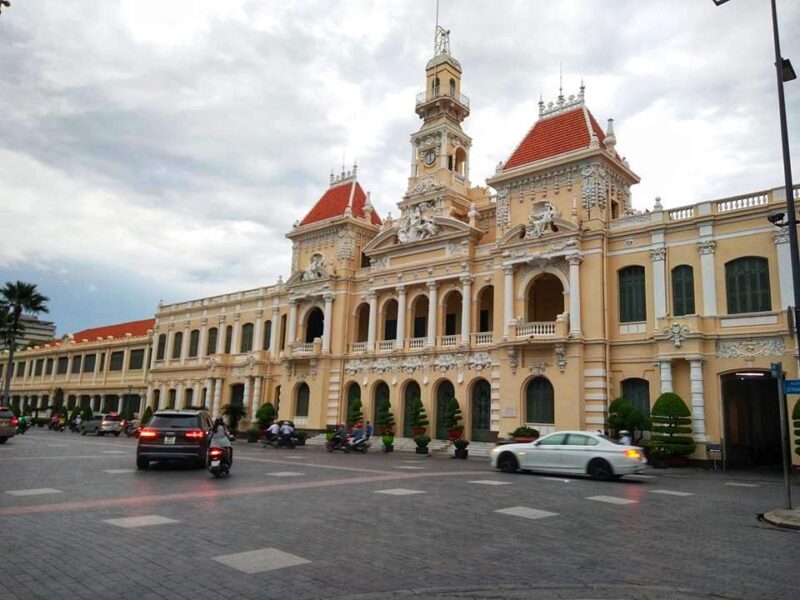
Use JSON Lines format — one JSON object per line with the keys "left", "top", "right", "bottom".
{"left": 16, "top": 420, "right": 29, "bottom": 435}
{"left": 124, "top": 421, "right": 141, "bottom": 438}
{"left": 326, "top": 433, "right": 350, "bottom": 453}
{"left": 263, "top": 433, "right": 295, "bottom": 449}
{"left": 207, "top": 446, "right": 231, "bottom": 479}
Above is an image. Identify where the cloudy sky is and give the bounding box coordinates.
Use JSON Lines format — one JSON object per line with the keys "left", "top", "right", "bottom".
{"left": 1, "top": 0, "right": 798, "bottom": 335}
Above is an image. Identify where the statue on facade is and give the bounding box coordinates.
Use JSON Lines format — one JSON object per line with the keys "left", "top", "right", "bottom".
{"left": 302, "top": 253, "right": 326, "bottom": 280}
{"left": 525, "top": 202, "right": 560, "bottom": 239}
{"left": 397, "top": 206, "right": 440, "bottom": 243}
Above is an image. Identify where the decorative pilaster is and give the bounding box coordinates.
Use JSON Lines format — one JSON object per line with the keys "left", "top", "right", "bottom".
{"left": 427, "top": 282, "right": 438, "bottom": 347}
{"left": 503, "top": 265, "right": 514, "bottom": 339}
{"left": 253, "top": 311, "right": 263, "bottom": 356}
{"left": 212, "top": 378, "right": 223, "bottom": 418}
{"left": 697, "top": 240, "right": 717, "bottom": 316}
{"left": 367, "top": 291, "right": 377, "bottom": 351}
{"left": 460, "top": 276, "right": 472, "bottom": 345}
{"left": 396, "top": 286, "right": 407, "bottom": 350}
{"left": 650, "top": 246, "right": 667, "bottom": 325}
{"left": 659, "top": 360, "right": 673, "bottom": 394}
{"left": 689, "top": 359, "right": 707, "bottom": 442}
{"left": 567, "top": 253, "right": 582, "bottom": 336}
{"left": 774, "top": 229, "right": 793, "bottom": 310}
{"left": 243, "top": 377, "right": 251, "bottom": 420}
{"left": 216, "top": 318, "right": 225, "bottom": 354}
{"left": 287, "top": 301, "right": 298, "bottom": 350}
{"left": 204, "top": 377, "right": 213, "bottom": 410}
{"left": 322, "top": 294, "right": 334, "bottom": 353}
{"left": 230, "top": 315, "right": 240, "bottom": 355}
{"left": 252, "top": 376, "right": 262, "bottom": 420}
{"left": 270, "top": 304, "right": 280, "bottom": 359}
{"left": 198, "top": 319, "right": 208, "bottom": 359}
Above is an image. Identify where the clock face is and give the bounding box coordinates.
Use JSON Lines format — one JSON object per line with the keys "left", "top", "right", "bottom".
{"left": 424, "top": 150, "right": 436, "bottom": 166}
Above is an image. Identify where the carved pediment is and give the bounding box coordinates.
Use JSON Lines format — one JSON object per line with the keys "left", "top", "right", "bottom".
{"left": 363, "top": 216, "right": 482, "bottom": 256}
{"left": 497, "top": 217, "right": 579, "bottom": 247}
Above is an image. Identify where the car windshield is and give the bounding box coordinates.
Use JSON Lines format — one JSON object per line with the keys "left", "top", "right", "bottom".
{"left": 149, "top": 415, "right": 199, "bottom": 428}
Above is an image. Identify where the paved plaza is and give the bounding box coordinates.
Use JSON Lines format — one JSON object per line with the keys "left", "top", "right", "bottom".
{"left": 0, "top": 430, "right": 797, "bottom": 600}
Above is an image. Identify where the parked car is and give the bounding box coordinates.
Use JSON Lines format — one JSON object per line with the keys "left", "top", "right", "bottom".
{"left": 490, "top": 430, "right": 647, "bottom": 480}
{"left": 0, "top": 407, "right": 18, "bottom": 444}
{"left": 80, "top": 413, "right": 122, "bottom": 436}
{"left": 136, "top": 409, "right": 214, "bottom": 470}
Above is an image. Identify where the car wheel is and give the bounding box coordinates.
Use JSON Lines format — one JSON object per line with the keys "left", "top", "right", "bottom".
{"left": 136, "top": 457, "right": 149, "bottom": 470}
{"left": 97, "top": 432, "right": 105, "bottom": 436}
{"left": 588, "top": 458, "right": 614, "bottom": 481}
{"left": 497, "top": 452, "right": 519, "bottom": 473}
{"left": 80, "top": 428, "right": 86, "bottom": 435}
{"left": 612, "top": 475, "right": 623, "bottom": 481}
{"left": 0, "top": 437, "right": 7, "bottom": 444}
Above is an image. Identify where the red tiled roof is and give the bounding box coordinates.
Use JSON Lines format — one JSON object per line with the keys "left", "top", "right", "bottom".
{"left": 504, "top": 107, "right": 608, "bottom": 171}
{"left": 71, "top": 318, "right": 155, "bottom": 341}
{"left": 300, "top": 180, "right": 382, "bottom": 227}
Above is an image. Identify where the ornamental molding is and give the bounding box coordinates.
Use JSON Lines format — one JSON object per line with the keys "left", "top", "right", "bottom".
{"left": 715, "top": 337, "right": 785, "bottom": 359}
{"left": 372, "top": 358, "right": 396, "bottom": 374}
{"left": 344, "top": 359, "right": 369, "bottom": 376}
{"left": 519, "top": 256, "right": 568, "bottom": 279}
{"left": 524, "top": 201, "right": 561, "bottom": 240}
{"left": 581, "top": 164, "right": 607, "bottom": 211}
{"left": 566, "top": 252, "right": 583, "bottom": 266}
{"left": 408, "top": 175, "right": 444, "bottom": 196}
{"left": 468, "top": 352, "right": 492, "bottom": 371}
{"left": 507, "top": 347, "right": 518, "bottom": 374}
{"left": 336, "top": 230, "right": 356, "bottom": 260}
{"left": 495, "top": 187, "right": 510, "bottom": 232}
{"left": 773, "top": 230, "right": 789, "bottom": 245}
{"left": 370, "top": 256, "right": 389, "bottom": 271}
{"left": 433, "top": 353, "right": 459, "bottom": 372}
{"left": 649, "top": 246, "right": 667, "bottom": 262}
{"left": 663, "top": 323, "right": 691, "bottom": 348}
{"left": 397, "top": 206, "right": 441, "bottom": 243}
{"left": 446, "top": 240, "right": 469, "bottom": 256}
{"left": 529, "top": 362, "right": 547, "bottom": 376}
{"left": 554, "top": 344, "right": 567, "bottom": 372}
{"left": 697, "top": 240, "right": 717, "bottom": 255}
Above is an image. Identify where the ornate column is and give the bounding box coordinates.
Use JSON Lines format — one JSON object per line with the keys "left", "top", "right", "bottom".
{"left": 204, "top": 377, "right": 213, "bottom": 409}
{"left": 116, "top": 395, "right": 123, "bottom": 413}
{"left": 689, "top": 359, "right": 707, "bottom": 442}
{"left": 270, "top": 304, "right": 280, "bottom": 359}
{"left": 427, "top": 281, "right": 438, "bottom": 347}
{"left": 243, "top": 376, "right": 251, "bottom": 419}
{"left": 198, "top": 319, "right": 207, "bottom": 359}
{"left": 180, "top": 326, "right": 189, "bottom": 365}
{"left": 460, "top": 276, "right": 472, "bottom": 345}
{"left": 252, "top": 376, "right": 262, "bottom": 420}
{"left": 253, "top": 310, "right": 263, "bottom": 355}
{"left": 216, "top": 318, "right": 225, "bottom": 354}
{"left": 160, "top": 384, "right": 168, "bottom": 410}
{"left": 396, "top": 286, "right": 407, "bottom": 350}
{"left": 367, "top": 291, "right": 378, "bottom": 351}
{"left": 659, "top": 360, "right": 673, "bottom": 394}
{"left": 774, "top": 229, "right": 793, "bottom": 310}
{"left": 165, "top": 326, "right": 175, "bottom": 363}
{"left": 503, "top": 265, "right": 514, "bottom": 339}
{"left": 650, "top": 246, "right": 667, "bottom": 327}
{"left": 193, "top": 381, "right": 201, "bottom": 408}
{"left": 287, "top": 300, "right": 298, "bottom": 350}
{"left": 322, "top": 293, "right": 334, "bottom": 353}
{"left": 230, "top": 315, "right": 240, "bottom": 355}
{"left": 145, "top": 384, "right": 153, "bottom": 412}
{"left": 567, "top": 253, "right": 583, "bottom": 336}
{"left": 697, "top": 240, "right": 717, "bottom": 316}
{"left": 212, "top": 378, "right": 223, "bottom": 418}
{"left": 175, "top": 381, "right": 184, "bottom": 408}
{"left": 439, "top": 130, "right": 448, "bottom": 169}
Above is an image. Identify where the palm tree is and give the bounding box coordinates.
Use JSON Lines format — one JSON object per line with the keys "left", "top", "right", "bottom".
{"left": 1, "top": 281, "right": 49, "bottom": 403}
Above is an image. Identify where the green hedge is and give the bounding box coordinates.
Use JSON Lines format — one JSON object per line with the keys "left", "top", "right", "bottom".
{"left": 651, "top": 392, "right": 695, "bottom": 458}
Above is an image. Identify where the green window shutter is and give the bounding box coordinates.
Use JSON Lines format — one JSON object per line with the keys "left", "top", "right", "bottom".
{"left": 726, "top": 257, "right": 770, "bottom": 314}
{"left": 619, "top": 266, "right": 646, "bottom": 323}
{"left": 672, "top": 265, "right": 695, "bottom": 316}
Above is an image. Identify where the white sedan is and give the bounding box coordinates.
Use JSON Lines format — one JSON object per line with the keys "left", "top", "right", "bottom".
{"left": 490, "top": 430, "right": 648, "bottom": 480}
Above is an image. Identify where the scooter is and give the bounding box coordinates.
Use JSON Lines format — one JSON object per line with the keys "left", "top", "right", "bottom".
{"left": 124, "top": 422, "right": 141, "bottom": 438}
{"left": 325, "top": 433, "right": 350, "bottom": 453}
{"left": 264, "top": 433, "right": 296, "bottom": 449}
{"left": 346, "top": 437, "right": 371, "bottom": 454}
{"left": 207, "top": 447, "right": 231, "bottom": 479}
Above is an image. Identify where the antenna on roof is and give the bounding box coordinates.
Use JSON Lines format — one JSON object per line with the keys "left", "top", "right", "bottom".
{"left": 558, "top": 62, "right": 564, "bottom": 105}
{"left": 435, "top": 0, "right": 439, "bottom": 54}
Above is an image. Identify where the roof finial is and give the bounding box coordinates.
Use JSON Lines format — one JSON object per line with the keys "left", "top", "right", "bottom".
{"left": 604, "top": 118, "right": 617, "bottom": 152}
{"left": 330, "top": 169, "right": 334, "bottom": 185}
{"left": 352, "top": 160, "right": 357, "bottom": 179}
{"left": 557, "top": 62, "right": 565, "bottom": 105}
{"left": 538, "top": 93, "right": 544, "bottom": 117}
{"left": 579, "top": 78, "right": 585, "bottom": 102}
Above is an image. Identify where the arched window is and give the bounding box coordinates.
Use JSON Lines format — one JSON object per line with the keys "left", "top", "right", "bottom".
{"left": 224, "top": 325, "right": 233, "bottom": 354}
{"left": 373, "top": 381, "right": 390, "bottom": 430}
{"left": 240, "top": 323, "right": 254, "bottom": 353}
{"left": 449, "top": 78, "right": 456, "bottom": 96}
{"left": 726, "top": 257, "right": 771, "bottom": 314}
{"left": 525, "top": 377, "right": 554, "bottom": 424}
{"left": 619, "top": 266, "right": 646, "bottom": 323}
{"left": 263, "top": 320, "right": 272, "bottom": 350}
{"left": 435, "top": 380, "right": 455, "bottom": 440}
{"left": 432, "top": 77, "right": 440, "bottom": 96}
{"left": 156, "top": 334, "right": 167, "bottom": 360}
{"left": 403, "top": 381, "right": 421, "bottom": 438}
{"left": 171, "top": 332, "right": 183, "bottom": 360}
{"left": 206, "top": 327, "right": 218, "bottom": 355}
{"left": 305, "top": 308, "right": 324, "bottom": 343}
{"left": 295, "top": 383, "right": 309, "bottom": 417}
{"left": 672, "top": 265, "right": 695, "bottom": 316}
{"left": 621, "top": 378, "right": 650, "bottom": 418}
{"left": 188, "top": 329, "right": 200, "bottom": 357}
{"left": 471, "top": 379, "right": 491, "bottom": 441}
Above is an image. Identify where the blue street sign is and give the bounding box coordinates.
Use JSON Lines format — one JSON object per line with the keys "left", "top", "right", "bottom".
{"left": 783, "top": 379, "right": 800, "bottom": 394}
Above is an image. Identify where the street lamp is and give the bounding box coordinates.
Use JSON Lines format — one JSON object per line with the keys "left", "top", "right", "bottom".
{"left": 716, "top": 0, "right": 797, "bottom": 511}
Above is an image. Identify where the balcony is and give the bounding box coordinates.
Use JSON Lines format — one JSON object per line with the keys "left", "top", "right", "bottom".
{"left": 409, "top": 337, "right": 426, "bottom": 350}
{"left": 378, "top": 340, "right": 395, "bottom": 352}
{"left": 439, "top": 335, "right": 458, "bottom": 348}
{"left": 293, "top": 343, "right": 314, "bottom": 355}
{"left": 415, "top": 88, "right": 470, "bottom": 109}
{"left": 350, "top": 342, "right": 368, "bottom": 353}
{"left": 473, "top": 332, "right": 493, "bottom": 345}
{"left": 516, "top": 322, "right": 556, "bottom": 337}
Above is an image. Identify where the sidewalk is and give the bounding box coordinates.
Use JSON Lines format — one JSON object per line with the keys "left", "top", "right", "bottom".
{"left": 762, "top": 508, "right": 800, "bottom": 530}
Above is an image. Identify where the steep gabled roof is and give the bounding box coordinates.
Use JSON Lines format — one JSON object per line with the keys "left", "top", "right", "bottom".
{"left": 300, "top": 179, "right": 382, "bottom": 227}
{"left": 503, "top": 106, "right": 610, "bottom": 171}
{"left": 71, "top": 318, "right": 155, "bottom": 341}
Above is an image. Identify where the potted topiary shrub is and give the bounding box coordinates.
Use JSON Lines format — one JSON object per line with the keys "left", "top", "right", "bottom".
{"left": 256, "top": 402, "right": 276, "bottom": 429}
{"left": 325, "top": 425, "right": 336, "bottom": 442}
{"left": 376, "top": 396, "right": 395, "bottom": 436}
{"left": 413, "top": 434, "right": 431, "bottom": 455}
{"left": 410, "top": 397, "right": 429, "bottom": 436}
{"left": 607, "top": 397, "right": 651, "bottom": 443}
{"left": 511, "top": 426, "right": 540, "bottom": 443}
{"left": 294, "top": 431, "right": 308, "bottom": 446}
{"left": 444, "top": 397, "right": 464, "bottom": 441}
{"left": 651, "top": 392, "right": 695, "bottom": 467}
{"left": 246, "top": 427, "right": 259, "bottom": 443}
{"left": 347, "top": 397, "right": 364, "bottom": 428}
{"left": 454, "top": 438, "right": 469, "bottom": 459}
{"left": 381, "top": 433, "right": 395, "bottom": 453}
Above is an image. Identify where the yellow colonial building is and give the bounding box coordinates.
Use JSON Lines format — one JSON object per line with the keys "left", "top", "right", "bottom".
{"left": 3, "top": 30, "right": 798, "bottom": 468}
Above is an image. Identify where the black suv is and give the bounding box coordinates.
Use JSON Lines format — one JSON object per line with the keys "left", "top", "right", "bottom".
{"left": 136, "top": 409, "right": 213, "bottom": 470}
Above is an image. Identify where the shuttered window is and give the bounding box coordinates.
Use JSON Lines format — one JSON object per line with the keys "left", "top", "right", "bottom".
{"left": 619, "top": 266, "right": 646, "bottom": 323}
{"left": 726, "top": 257, "right": 771, "bottom": 314}
{"left": 672, "top": 265, "right": 695, "bottom": 316}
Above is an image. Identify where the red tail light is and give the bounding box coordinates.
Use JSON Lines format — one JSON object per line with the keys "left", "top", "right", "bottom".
{"left": 209, "top": 448, "right": 223, "bottom": 457}
{"left": 139, "top": 428, "right": 158, "bottom": 438}
{"left": 11, "top": 417, "right": 19, "bottom": 426}
{"left": 185, "top": 429, "right": 205, "bottom": 440}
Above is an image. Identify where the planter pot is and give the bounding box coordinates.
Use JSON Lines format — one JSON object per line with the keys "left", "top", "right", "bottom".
{"left": 411, "top": 427, "right": 427, "bottom": 436}
{"left": 651, "top": 458, "right": 668, "bottom": 469}
{"left": 454, "top": 448, "right": 468, "bottom": 459}
{"left": 383, "top": 444, "right": 394, "bottom": 453}
{"left": 448, "top": 428, "right": 463, "bottom": 441}
{"left": 415, "top": 446, "right": 429, "bottom": 455}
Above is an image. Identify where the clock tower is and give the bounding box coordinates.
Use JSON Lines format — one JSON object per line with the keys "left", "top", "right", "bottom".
{"left": 405, "top": 25, "right": 476, "bottom": 220}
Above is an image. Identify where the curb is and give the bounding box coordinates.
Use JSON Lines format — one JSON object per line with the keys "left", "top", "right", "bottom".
{"left": 761, "top": 508, "right": 800, "bottom": 530}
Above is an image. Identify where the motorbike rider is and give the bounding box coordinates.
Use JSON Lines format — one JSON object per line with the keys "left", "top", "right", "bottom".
{"left": 279, "top": 420, "right": 294, "bottom": 446}
{"left": 209, "top": 417, "right": 233, "bottom": 465}
{"left": 266, "top": 420, "right": 280, "bottom": 443}
{"left": 619, "top": 430, "right": 632, "bottom": 445}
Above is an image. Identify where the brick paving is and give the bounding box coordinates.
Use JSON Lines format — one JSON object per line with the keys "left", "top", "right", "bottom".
{"left": 0, "top": 429, "right": 797, "bottom": 599}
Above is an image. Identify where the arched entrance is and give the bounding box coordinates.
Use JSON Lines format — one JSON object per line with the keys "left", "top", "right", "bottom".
{"left": 525, "top": 377, "right": 554, "bottom": 424}
{"left": 721, "top": 371, "right": 781, "bottom": 468}
{"left": 228, "top": 383, "right": 245, "bottom": 431}
{"left": 403, "top": 381, "right": 421, "bottom": 438}
{"left": 435, "top": 380, "right": 455, "bottom": 440}
{"left": 305, "top": 307, "right": 324, "bottom": 343}
{"left": 373, "top": 381, "right": 390, "bottom": 432}
{"left": 442, "top": 291, "right": 463, "bottom": 336}
{"left": 411, "top": 295, "right": 429, "bottom": 339}
{"left": 354, "top": 303, "right": 370, "bottom": 343}
{"left": 295, "top": 382, "right": 310, "bottom": 418}
{"left": 346, "top": 382, "right": 361, "bottom": 426}
{"left": 526, "top": 274, "right": 564, "bottom": 322}
{"left": 471, "top": 379, "right": 491, "bottom": 441}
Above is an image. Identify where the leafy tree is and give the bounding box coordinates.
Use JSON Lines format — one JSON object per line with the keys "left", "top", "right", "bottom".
{"left": 650, "top": 392, "right": 695, "bottom": 458}
{"left": 221, "top": 402, "right": 247, "bottom": 432}
{"left": 347, "top": 397, "right": 364, "bottom": 427}
{"left": 69, "top": 406, "right": 81, "bottom": 422}
{"left": 255, "top": 402, "right": 276, "bottom": 428}
{"left": 607, "top": 397, "right": 651, "bottom": 443}
{"left": 0, "top": 281, "right": 49, "bottom": 403}
{"left": 410, "top": 397, "right": 429, "bottom": 429}
{"left": 81, "top": 406, "right": 93, "bottom": 421}
{"left": 443, "top": 397, "right": 463, "bottom": 430}
{"left": 792, "top": 399, "right": 800, "bottom": 457}
{"left": 141, "top": 405, "right": 153, "bottom": 426}
{"left": 375, "top": 396, "right": 395, "bottom": 434}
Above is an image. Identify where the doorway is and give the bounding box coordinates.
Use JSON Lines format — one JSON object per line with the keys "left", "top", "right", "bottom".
{"left": 721, "top": 371, "right": 781, "bottom": 468}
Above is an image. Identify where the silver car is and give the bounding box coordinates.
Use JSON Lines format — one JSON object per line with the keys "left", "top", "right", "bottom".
{"left": 81, "top": 413, "right": 122, "bottom": 436}
{"left": 490, "top": 430, "right": 648, "bottom": 480}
